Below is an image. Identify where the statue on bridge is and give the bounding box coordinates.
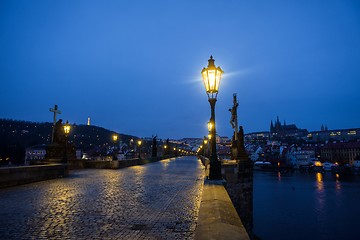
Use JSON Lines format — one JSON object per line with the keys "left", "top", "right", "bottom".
{"left": 227, "top": 94, "right": 253, "bottom": 237}
{"left": 152, "top": 135, "right": 157, "bottom": 158}
{"left": 44, "top": 107, "right": 76, "bottom": 164}
{"left": 53, "top": 119, "right": 66, "bottom": 145}
{"left": 229, "top": 93, "right": 247, "bottom": 161}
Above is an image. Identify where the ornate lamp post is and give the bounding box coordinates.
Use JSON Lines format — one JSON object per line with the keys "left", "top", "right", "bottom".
{"left": 112, "top": 134, "right": 118, "bottom": 160}
{"left": 137, "top": 140, "right": 142, "bottom": 159}
{"left": 201, "top": 55, "right": 224, "bottom": 179}
{"left": 63, "top": 121, "right": 71, "bottom": 162}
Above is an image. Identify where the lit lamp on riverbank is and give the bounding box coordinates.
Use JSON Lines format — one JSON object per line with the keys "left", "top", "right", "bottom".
{"left": 201, "top": 55, "right": 224, "bottom": 180}
{"left": 63, "top": 121, "right": 71, "bottom": 162}
{"left": 112, "top": 134, "right": 118, "bottom": 160}
{"left": 137, "top": 140, "right": 142, "bottom": 159}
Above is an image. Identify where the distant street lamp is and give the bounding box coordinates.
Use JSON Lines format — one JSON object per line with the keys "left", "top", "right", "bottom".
{"left": 137, "top": 140, "right": 142, "bottom": 159}
{"left": 203, "top": 138, "right": 209, "bottom": 157}
{"left": 207, "top": 121, "right": 213, "bottom": 132}
{"left": 112, "top": 134, "right": 118, "bottom": 160}
{"left": 201, "top": 55, "right": 224, "bottom": 180}
{"left": 63, "top": 121, "right": 71, "bottom": 162}
{"left": 207, "top": 121, "right": 213, "bottom": 157}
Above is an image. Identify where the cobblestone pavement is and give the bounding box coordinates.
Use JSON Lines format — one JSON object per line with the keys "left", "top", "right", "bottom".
{"left": 0, "top": 156, "right": 205, "bottom": 240}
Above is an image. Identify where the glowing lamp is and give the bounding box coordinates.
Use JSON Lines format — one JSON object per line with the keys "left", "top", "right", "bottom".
{"left": 207, "top": 121, "right": 213, "bottom": 132}
{"left": 63, "top": 121, "right": 71, "bottom": 137}
{"left": 113, "top": 135, "right": 118, "bottom": 142}
{"left": 201, "top": 56, "right": 224, "bottom": 99}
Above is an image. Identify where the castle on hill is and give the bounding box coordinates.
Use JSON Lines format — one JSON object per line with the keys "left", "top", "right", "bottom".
{"left": 270, "top": 116, "right": 308, "bottom": 139}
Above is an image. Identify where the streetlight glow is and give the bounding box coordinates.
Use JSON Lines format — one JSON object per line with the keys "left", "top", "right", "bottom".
{"left": 207, "top": 121, "right": 213, "bottom": 132}
{"left": 112, "top": 134, "right": 119, "bottom": 160}
{"left": 63, "top": 121, "right": 71, "bottom": 136}
{"left": 201, "top": 55, "right": 224, "bottom": 99}
{"left": 113, "top": 134, "right": 118, "bottom": 142}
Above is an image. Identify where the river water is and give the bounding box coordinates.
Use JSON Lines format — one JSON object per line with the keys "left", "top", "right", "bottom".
{"left": 253, "top": 171, "right": 360, "bottom": 240}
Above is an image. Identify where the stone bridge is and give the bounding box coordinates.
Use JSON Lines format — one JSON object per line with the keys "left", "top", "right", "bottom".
{"left": 0, "top": 156, "right": 249, "bottom": 239}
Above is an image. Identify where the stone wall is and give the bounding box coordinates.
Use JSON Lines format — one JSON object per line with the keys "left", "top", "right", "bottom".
{"left": 195, "top": 180, "right": 250, "bottom": 240}
{"left": 222, "top": 161, "right": 253, "bottom": 239}
{"left": 0, "top": 164, "right": 68, "bottom": 188}
{"left": 83, "top": 156, "right": 174, "bottom": 169}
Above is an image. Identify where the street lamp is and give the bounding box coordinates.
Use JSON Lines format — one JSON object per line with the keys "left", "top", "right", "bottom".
{"left": 207, "top": 121, "right": 213, "bottom": 132}
{"left": 163, "top": 145, "right": 168, "bottom": 156}
{"left": 201, "top": 55, "right": 224, "bottom": 179}
{"left": 63, "top": 121, "right": 71, "bottom": 162}
{"left": 137, "top": 140, "right": 142, "bottom": 159}
{"left": 203, "top": 138, "right": 209, "bottom": 157}
{"left": 112, "top": 134, "right": 118, "bottom": 160}
{"left": 207, "top": 121, "right": 213, "bottom": 157}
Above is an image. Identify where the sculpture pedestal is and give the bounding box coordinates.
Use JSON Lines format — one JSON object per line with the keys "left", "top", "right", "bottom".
{"left": 44, "top": 143, "right": 76, "bottom": 164}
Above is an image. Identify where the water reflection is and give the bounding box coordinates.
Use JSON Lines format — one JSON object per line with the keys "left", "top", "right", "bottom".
{"left": 335, "top": 174, "right": 342, "bottom": 193}
{"left": 316, "top": 172, "right": 324, "bottom": 192}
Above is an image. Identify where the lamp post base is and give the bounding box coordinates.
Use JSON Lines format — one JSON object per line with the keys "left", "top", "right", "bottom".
{"left": 209, "top": 160, "right": 222, "bottom": 180}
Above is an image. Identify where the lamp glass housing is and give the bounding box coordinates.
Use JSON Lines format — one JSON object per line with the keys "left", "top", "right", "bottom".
{"left": 113, "top": 135, "right": 118, "bottom": 141}
{"left": 201, "top": 56, "right": 223, "bottom": 98}
{"left": 207, "top": 121, "right": 213, "bottom": 132}
{"left": 63, "top": 121, "right": 71, "bottom": 135}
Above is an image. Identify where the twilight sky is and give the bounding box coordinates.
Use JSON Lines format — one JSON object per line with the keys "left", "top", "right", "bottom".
{"left": 1, "top": 0, "right": 360, "bottom": 139}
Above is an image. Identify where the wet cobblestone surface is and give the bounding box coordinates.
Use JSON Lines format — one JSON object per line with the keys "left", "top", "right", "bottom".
{"left": 0, "top": 156, "right": 204, "bottom": 239}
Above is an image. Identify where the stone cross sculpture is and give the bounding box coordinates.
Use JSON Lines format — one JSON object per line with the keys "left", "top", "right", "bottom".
{"left": 49, "top": 105, "right": 61, "bottom": 143}
{"left": 229, "top": 93, "right": 239, "bottom": 141}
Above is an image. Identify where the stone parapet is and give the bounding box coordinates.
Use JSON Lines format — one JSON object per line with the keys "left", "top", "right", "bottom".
{"left": 195, "top": 180, "right": 250, "bottom": 240}
{"left": 83, "top": 156, "right": 176, "bottom": 169}
{"left": 0, "top": 164, "right": 68, "bottom": 188}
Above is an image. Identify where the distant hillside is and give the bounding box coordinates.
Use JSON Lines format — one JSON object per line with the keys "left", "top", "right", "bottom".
{"left": 0, "top": 118, "right": 137, "bottom": 164}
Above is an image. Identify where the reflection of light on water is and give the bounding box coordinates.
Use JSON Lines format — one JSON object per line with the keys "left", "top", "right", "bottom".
{"left": 315, "top": 172, "right": 325, "bottom": 218}
{"left": 316, "top": 172, "right": 324, "bottom": 192}
{"left": 277, "top": 172, "right": 281, "bottom": 181}
{"left": 335, "top": 174, "right": 342, "bottom": 192}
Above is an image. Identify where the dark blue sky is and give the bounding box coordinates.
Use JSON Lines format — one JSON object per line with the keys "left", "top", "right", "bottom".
{"left": 1, "top": 0, "right": 360, "bottom": 139}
